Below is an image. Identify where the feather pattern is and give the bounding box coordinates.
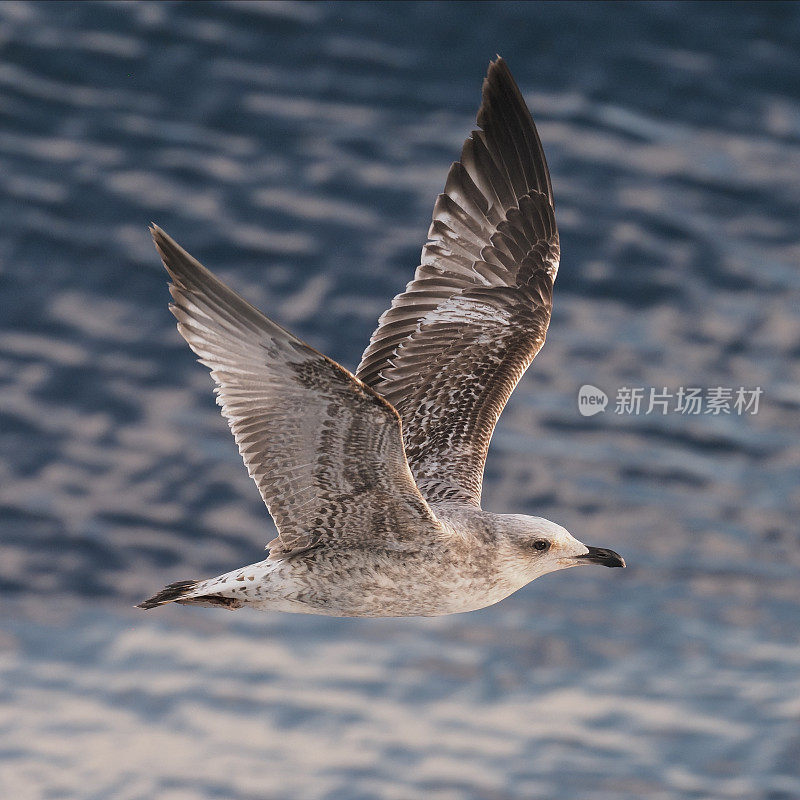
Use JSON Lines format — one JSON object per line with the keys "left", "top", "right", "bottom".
{"left": 136, "top": 59, "right": 628, "bottom": 620}
{"left": 356, "top": 57, "right": 560, "bottom": 505}
{"left": 151, "top": 226, "right": 444, "bottom": 559}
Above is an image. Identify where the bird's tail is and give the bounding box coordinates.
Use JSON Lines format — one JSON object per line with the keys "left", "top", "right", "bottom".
{"left": 136, "top": 579, "right": 243, "bottom": 610}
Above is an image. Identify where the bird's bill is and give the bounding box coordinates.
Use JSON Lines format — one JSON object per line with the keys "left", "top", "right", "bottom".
{"left": 574, "top": 545, "right": 626, "bottom": 568}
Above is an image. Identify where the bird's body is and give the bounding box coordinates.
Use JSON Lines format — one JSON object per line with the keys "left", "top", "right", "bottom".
{"left": 145, "top": 510, "right": 599, "bottom": 617}
{"left": 139, "top": 58, "right": 624, "bottom": 618}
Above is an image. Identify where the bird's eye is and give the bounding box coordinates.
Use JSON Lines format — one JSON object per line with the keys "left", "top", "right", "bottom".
{"left": 532, "top": 540, "right": 550, "bottom": 552}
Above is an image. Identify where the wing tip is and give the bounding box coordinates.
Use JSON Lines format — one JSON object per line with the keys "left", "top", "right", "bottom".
{"left": 149, "top": 222, "right": 173, "bottom": 266}
{"left": 147, "top": 223, "right": 208, "bottom": 292}
{"left": 149, "top": 223, "right": 178, "bottom": 264}
{"left": 482, "top": 55, "right": 514, "bottom": 98}
{"left": 477, "top": 54, "right": 554, "bottom": 205}
{"left": 149, "top": 221, "right": 167, "bottom": 247}
{"left": 489, "top": 54, "right": 507, "bottom": 72}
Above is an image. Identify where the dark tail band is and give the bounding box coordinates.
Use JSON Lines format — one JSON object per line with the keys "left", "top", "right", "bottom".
{"left": 137, "top": 579, "right": 199, "bottom": 609}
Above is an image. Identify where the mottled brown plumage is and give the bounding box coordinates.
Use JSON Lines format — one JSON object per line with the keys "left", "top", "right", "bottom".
{"left": 356, "top": 59, "right": 559, "bottom": 505}
{"left": 138, "top": 58, "right": 624, "bottom": 618}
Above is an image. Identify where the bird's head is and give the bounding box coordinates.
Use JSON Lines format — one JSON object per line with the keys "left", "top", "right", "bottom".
{"left": 497, "top": 514, "right": 625, "bottom": 582}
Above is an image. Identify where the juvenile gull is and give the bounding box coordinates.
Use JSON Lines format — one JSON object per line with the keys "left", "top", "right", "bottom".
{"left": 139, "top": 57, "right": 624, "bottom": 617}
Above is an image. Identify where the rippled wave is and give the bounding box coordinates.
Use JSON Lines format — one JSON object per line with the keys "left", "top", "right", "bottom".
{"left": 1, "top": 2, "right": 799, "bottom": 798}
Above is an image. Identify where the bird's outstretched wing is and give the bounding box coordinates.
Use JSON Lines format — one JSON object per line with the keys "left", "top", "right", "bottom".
{"left": 151, "top": 226, "right": 444, "bottom": 559}
{"left": 356, "top": 58, "right": 559, "bottom": 506}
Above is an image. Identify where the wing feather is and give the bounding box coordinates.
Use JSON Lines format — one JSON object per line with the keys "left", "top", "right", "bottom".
{"left": 356, "top": 57, "right": 559, "bottom": 506}
{"left": 151, "top": 226, "right": 443, "bottom": 558}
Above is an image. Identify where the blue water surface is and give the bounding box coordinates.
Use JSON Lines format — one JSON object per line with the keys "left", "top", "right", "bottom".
{"left": 1, "top": 2, "right": 799, "bottom": 799}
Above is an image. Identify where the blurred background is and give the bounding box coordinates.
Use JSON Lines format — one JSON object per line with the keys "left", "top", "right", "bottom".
{"left": 1, "top": 2, "right": 799, "bottom": 798}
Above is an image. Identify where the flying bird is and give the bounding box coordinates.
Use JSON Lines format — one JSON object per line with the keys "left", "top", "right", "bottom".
{"left": 139, "top": 57, "right": 624, "bottom": 617}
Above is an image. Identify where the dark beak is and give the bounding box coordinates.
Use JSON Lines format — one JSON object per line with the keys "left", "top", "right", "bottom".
{"left": 575, "top": 545, "right": 626, "bottom": 568}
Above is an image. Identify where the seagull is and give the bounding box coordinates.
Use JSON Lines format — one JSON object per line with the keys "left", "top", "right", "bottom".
{"left": 138, "top": 57, "right": 624, "bottom": 617}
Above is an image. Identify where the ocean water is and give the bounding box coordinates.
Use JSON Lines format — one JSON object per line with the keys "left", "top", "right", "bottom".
{"left": 1, "top": 2, "right": 799, "bottom": 798}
